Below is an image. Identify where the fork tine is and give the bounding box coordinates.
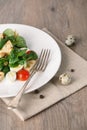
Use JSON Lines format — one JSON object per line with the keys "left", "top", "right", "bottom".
{"left": 30, "top": 49, "right": 43, "bottom": 73}
{"left": 28, "top": 49, "right": 50, "bottom": 73}
{"left": 38, "top": 49, "right": 47, "bottom": 71}
{"left": 36, "top": 49, "right": 45, "bottom": 71}
{"left": 37, "top": 49, "right": 50, "bottom": 71}
{"left": 42, "top": 49, "right": 50, "bottom": 71}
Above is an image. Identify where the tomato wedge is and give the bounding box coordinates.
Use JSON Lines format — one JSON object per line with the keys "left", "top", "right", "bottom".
{"left": 17, "top": 69, "right": 30, "bottom": 81}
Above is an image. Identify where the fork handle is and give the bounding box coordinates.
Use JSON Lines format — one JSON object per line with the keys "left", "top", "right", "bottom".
{"left": 8, "top": 70, "right": 36, "bottom": 109}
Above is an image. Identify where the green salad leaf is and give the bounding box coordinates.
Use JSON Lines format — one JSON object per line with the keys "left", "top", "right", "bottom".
{"left": 23, "top": 50, "right": 38, "bottom": 60}
{"left": 9, "top": 48, "right": 27, "bottom": 67}
{"left": 0, "top": 56, "right": 10, "bottom": 74}
{"left": 2, "top": 66, "right": 10, "bottom": 75}
{"left": 28, "top": 51, "right": 38, "bottom": 60}
{"left": 0, "top": 61, "right": 3, "bottom": 70}
{"left": 0, "top": 37, "right": 9, "bottom": 49}
{"left": 14, "top": 36, "right": 27, "bottom": 48}
{"left": 3, "top": 28, "right": 14, "bottom": 37}
{"left": 8, "top": 49, "right": 38, "bottom": 68}
{"left": 0, "top": 35, "right": 27, "bottom": 49}
{"left": 0, "top": 28, "right": 38, "bottom": 75}
{"left": 0, "top": 28, "right": 27, "bottom": 49}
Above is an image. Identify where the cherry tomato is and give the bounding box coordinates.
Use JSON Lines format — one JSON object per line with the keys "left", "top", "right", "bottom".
{"left": 17, "top": 69, "right": 30, "bottom": 81}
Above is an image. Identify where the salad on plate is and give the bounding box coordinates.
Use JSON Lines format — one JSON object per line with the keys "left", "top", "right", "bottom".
{"left": 0, "top": 28, "right": 38, "bottom": 82}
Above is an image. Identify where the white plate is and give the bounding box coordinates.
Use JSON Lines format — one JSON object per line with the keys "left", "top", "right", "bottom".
{"left": 0, "top": 24, "right": 61, "bottom": 97}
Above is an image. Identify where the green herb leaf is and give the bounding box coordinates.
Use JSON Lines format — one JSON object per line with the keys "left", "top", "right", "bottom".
{"left": 0, "top": 56, "right": 9, "bottom": 74}
{"left": 0, "top": 36, "right": 16, "bottom": 49}
{"left": 24, "top": 50, "right": 38, "bottom": 61}
{"left": 9, "top": 62, "right": 19, "bottom": 67}
{"left": 9, "top": 49, "right": 19, "bottom": 64}
{"left": 17, "top": 49, "right": 27, "bottom": 57}
{"left": 0, "top": 62, "right": 3, "bottom": 70}
{"left": 9, "top": 48, "right": 27, "bottom": 67}
{"left": 3, "top": 28, "right": 14, "bottom": 37}
{"left": 0, "top": 37, "right": 8, "bottom": 49}
{"left": 2, "top": 66, "right": 10, "bottom": 75}
{"left": 15, "top": 36, "right": 27, "bottom": 48}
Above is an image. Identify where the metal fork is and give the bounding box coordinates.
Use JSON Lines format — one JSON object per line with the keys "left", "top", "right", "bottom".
{"left": 7, "top": 49, "right": 50, "bottom": 109}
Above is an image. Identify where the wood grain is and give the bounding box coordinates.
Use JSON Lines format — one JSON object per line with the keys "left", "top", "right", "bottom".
{"left": 0, "top": 0, "right": 87, "bottom": 130}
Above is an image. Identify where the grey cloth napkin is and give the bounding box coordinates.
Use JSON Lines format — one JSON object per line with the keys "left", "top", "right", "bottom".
{"left": 1, "top": 28, "right": 87, "bottom": 121}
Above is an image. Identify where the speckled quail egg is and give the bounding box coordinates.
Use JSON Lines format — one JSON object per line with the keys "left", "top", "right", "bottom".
{"left": 6, "top": 71, "right": 16, "bottom": 82}
{"left": 59, "top": 73, "right": 71, "bottom": 85}
{"left": 65, "top": 35, "right": 75, "bottom": 46}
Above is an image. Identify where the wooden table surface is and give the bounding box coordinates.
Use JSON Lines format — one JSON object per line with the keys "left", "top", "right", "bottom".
{"left": 0, "top": 0, "right": 87, "bottom": 130}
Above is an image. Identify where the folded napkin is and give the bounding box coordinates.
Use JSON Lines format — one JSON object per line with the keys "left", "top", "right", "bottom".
{"left": 1, "top": 28, "right": 87, "bottom": 121}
